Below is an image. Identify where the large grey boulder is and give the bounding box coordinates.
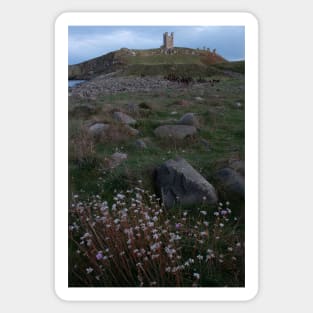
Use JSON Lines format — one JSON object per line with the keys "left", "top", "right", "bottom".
{"left": 154, "top": 125, "right": 197, "bottom": 140}
{"left": 88, "top": 123, "right": 110, "bottom": 136}
{"left": 155, "top": 157, "right": 218, "bottom": 208}
{"left": 113, "top": 111, "right": 136, "bottom": 125}
{"left": 214, "top": 167, "right": 244, "bottom": 199}
{"left": 178, "top": 113, "right": 200, "bottom": 128}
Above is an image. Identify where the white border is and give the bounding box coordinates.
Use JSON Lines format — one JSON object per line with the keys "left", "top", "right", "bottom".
{"left": 55, "top": 12, "right": 258, "bottom": 301}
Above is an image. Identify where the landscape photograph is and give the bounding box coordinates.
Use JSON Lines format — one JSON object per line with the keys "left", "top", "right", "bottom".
{"left": 68, "top": 25, "right": 245, "bottom": 287}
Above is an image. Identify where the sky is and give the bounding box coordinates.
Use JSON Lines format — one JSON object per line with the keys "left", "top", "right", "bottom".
{"left": 68, "top": 26, "right": 245, "bottom": 65}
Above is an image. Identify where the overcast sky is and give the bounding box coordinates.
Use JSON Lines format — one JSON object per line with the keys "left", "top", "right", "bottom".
{"left": 68, "top": 26, "right": 245, "bottom": 65}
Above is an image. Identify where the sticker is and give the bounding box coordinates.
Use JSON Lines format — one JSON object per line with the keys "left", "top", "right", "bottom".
{"left": 55, "top": 12, "right": 258, "bottom": 301}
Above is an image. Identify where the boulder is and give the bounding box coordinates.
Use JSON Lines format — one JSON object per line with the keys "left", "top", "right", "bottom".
{"left": 155, "top": 157, "right": 218, "bottom": 208}
{"left": 109, "top": 152, "right": 128, "bottom": 168}
{"left": 135, "top": 139, "right": 147, "bottom": 149}
{"left": 88, "top": 123, "right": 110, "bottom": 136}
{"left": 113, "top": 111, "right": 136, "bottom": 125}
{"left": 154, "top": 125, "right": 197, "bottom": 140}
{"left": 178, "top": 113, "right": 200, "bottom": 128}
{"left": 214, "top": 167, "right": 244, "bottom": 199}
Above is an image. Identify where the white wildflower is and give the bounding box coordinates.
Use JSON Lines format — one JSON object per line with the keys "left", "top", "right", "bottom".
{"left": 197, "top": 254, "right": 204, "bottom": 261}
{"left": 117, "top": 193, "right": 125, "bottom": 200}
{"left": 193, "top": 273, "right": 200, "bottom": 280}
{"left": 150, "top": 242, "right": 160, "bottom": 251}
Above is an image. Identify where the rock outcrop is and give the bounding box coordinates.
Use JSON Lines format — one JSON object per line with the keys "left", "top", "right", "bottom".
{"left": 155, "top": 157, "right": 218, "bottom": 208}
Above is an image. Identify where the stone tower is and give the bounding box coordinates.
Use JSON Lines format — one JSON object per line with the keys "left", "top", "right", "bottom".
{"left": 162, "top": 32, "right": 174, "bottom": 50}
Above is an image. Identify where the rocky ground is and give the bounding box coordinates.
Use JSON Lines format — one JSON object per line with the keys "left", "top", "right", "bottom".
{"left": 69, "top": 70, "right": 245, "bottom": 217}
{"left": 69, "top": 72, "right": 243, "bottom": 100}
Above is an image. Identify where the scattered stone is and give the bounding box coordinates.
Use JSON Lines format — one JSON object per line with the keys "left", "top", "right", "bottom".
{"left": 154, "top": 125, "right": 197, "bottom": 140}
{"left": 155, "top": 157, "right": 218, "bottom": 208}
{"left": 109, "top": 152, "right": 128, "bottom": 168}
{"left": 135, "top": 139, "right": 147, "bottom": 149}
{"left": 88, "top": 123, "right": 110, "bottom": 136}
{"left": 113, "top": 111, "right": 137, "bottom": 125}
{"left": 178, "top": 113, "right": 200, "bottom": 128}
{"left": 70, "top": 76, "right": 186, "bottom": 99}
{"left": 124, "top": 125, "right": 139, "bottom": 136}
{"left": 214, "top": 167, "right": 244, "bottom": 199}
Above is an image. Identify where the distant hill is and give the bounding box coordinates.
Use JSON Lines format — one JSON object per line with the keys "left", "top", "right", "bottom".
{"left": 68, "top": 47, "right": 229, "bottom": 80}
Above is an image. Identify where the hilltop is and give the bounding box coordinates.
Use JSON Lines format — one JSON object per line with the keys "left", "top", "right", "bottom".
{"left": 68, "top": 47, "right": 228, "bottom": 80}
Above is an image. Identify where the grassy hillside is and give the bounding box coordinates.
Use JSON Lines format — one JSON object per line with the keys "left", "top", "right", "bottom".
{"left": 68, "top": 47, "right": 229, "bottom": 79}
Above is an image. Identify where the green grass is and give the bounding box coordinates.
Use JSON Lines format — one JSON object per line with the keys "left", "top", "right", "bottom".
{"left": 123, "top": 54, "right": 206, "bottom": 65}
{"left": 212, "top": 61, "right": 245, "bottom": 74}
{"left": 120, "top": 63, "right": 221, "bottom": 78}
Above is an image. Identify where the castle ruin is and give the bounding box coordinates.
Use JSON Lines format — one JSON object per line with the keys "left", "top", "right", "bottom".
{"left": 161, "top": 32, "right": 174, "bottom": 53}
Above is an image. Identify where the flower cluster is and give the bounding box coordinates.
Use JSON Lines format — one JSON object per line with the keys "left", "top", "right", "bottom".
{"left": 69, "top": 189, "right": 244, "bottom": 287}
